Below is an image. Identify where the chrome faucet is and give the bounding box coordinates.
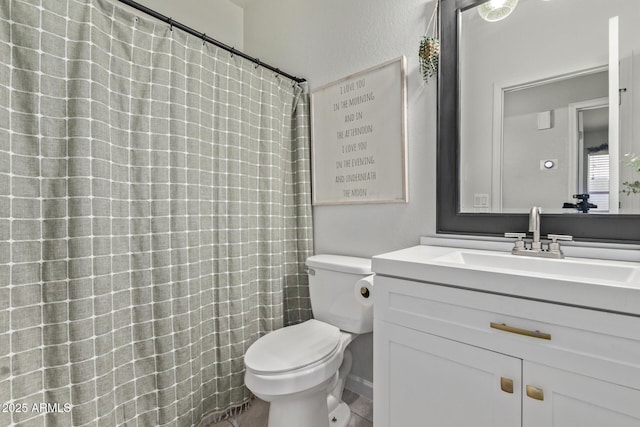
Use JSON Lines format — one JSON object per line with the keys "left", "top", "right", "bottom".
{"left": 529, "top": 206, "right": 542, "bottom": 251}
{"left": 504, "top": 206, "right": 573, "bottom": 258}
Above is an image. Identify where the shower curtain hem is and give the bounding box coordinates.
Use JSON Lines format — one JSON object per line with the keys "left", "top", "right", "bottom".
{"left": 197, "top": 397, "right": 254, "bottom": 426}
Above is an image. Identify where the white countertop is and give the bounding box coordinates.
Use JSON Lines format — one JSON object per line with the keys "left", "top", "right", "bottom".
{"left": 372, "top": 243, "right": 640, "bottom": 316}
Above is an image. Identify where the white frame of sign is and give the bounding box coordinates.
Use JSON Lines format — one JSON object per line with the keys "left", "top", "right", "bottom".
{"left": 310, "top": 56, "right": 407, "bottom": 205}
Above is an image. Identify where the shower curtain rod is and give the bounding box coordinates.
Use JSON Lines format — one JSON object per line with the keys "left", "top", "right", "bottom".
{"left": 117, "top": 0, "right": 306, "bottom": 83}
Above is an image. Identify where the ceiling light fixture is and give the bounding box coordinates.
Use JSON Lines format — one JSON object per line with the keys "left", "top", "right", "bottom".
{"left": 478, "top": 0, "right": 519, "bottom": 22}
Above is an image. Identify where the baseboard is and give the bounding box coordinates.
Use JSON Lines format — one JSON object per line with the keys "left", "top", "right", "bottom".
{"left": 344, "top": 373, "right": 373, "bottom": 401}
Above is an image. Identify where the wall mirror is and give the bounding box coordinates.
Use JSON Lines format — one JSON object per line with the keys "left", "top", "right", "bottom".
{"left": 437, "top": 0, "right": 640, "bottom": 242}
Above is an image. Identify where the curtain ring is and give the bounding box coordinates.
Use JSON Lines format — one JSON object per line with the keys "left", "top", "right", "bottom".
{"left": 168, "top": 18, "right": 173, "bottom": 31}
{"left": 230, "top": 48, "right": 235, "bottom": 58}
{"left": 202, "top": 33, "right": 207, "bottom": 45}
{"left": 254, "top": 59, "right": 260, "bottom": 69}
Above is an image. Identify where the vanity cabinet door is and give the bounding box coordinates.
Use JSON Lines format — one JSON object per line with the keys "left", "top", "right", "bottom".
{"left": 523, "top": 361, "right": 640, "bottom": 427}
{"left": 374, "top": 320, "right": 521, "bottom": 427}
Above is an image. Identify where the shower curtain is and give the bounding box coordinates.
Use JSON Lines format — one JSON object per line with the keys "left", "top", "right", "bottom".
{"left": 0, "top": 0, "right": 313, "bottom": 425}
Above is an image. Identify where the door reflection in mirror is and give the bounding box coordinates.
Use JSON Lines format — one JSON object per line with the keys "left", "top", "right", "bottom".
{"left": 500, "top": 70, "right": 607, "bottom": 213}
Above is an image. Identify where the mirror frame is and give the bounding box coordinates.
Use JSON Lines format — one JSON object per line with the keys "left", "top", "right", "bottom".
{"left": 437, "top": 0, "right": 640, "bottom": 243}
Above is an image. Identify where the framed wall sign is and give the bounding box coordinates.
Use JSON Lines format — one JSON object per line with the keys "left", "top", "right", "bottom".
{"left": 310, "top": 56, "right": 407, "bottom": 205}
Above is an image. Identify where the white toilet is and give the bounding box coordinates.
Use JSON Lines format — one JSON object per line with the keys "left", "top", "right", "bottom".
{"left": 244, "top": 254, "right": 373, "bottom": 427}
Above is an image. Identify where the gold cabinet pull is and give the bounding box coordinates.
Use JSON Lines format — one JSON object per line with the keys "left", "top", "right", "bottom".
{"left": 500, "top": 377, "right": 514, "bottom": 394}
{"left": 490, "top": 322, "right": 551, "bottom": 340}
{"left": 526, "top": 385, "right": 544, "bottom": 401}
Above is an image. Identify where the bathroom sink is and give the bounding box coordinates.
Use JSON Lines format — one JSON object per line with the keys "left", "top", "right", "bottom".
{"left": 432, "top": 250, "right": 640, "bottom": 284}
{"left": 372, "top": 243, "right": 640, "bottom": 315}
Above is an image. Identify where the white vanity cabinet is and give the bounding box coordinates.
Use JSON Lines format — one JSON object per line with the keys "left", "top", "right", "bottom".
{"left": 373, "top": 276, "right": 640, "bottom": 427}
{"left": 375, "top": 320, "right": 521, "bottom": 426}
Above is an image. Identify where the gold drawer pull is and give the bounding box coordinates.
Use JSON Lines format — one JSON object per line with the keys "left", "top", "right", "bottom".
{"left": 490, "top": 322, "right": 551, "bottom": 340}
{"left": 500, "top": 377, "right": 514, "bottom": 394}
{"left": 526, "top": 385, "right": 544, "bottom": 401}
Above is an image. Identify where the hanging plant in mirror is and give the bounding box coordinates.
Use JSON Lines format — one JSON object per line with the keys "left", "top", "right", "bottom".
{"left": 622, "top": 153, "right": 640, "bottom": 196}
{"left": 419, "top": 0, "right": 440, "bottom": 84}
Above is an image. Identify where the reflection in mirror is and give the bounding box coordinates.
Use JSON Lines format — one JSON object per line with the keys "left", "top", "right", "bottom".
{"left": 500, "top": 70, "right": 607, "bottom": 214}
{"left": 458, "top": 0, "right": 640, "bottom": 214}
{"left": 579, "top": 102, "right": 609, "bottom": 213}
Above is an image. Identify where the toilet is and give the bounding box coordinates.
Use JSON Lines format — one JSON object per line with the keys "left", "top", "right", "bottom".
{"left": 244, "top": 254, "right": 373, "bottom": 427}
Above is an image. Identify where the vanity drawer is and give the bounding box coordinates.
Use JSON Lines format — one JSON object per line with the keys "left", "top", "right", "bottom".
{"left": 375, "top": 276, "right": 640, "bottom": 390}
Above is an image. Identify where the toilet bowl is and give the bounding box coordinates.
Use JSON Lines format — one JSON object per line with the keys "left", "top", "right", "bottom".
{"left": 244, "top": 255, "right": 373, "bottom": 427}
{"left": 245, "top": 320, "right": 356, "bottom": 427}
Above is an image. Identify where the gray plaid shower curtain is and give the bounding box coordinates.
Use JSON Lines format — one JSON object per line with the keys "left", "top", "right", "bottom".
{"left": 0, "top": 0, "right": 313, "bottom": 425}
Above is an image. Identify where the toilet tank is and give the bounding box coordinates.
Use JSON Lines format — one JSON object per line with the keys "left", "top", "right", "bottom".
{"left": 306, "top": 254, "right": 373, "bottom": 334}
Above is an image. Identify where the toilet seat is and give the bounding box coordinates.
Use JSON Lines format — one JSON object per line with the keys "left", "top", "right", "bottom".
{"left": 244, "top": 319, "right": 349, "bottom": 397}
{"left": 245, "top": 319, "right": 341, "bottom": 375}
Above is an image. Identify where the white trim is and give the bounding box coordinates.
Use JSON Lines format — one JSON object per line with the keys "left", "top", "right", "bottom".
{"left": 344, "top": 374, "right": 373, "bottom": 401}
{"left": 608, "top": 16, "right": 620, "bottom": 214}
{"left": 491, "top": 83, "right": 504, "bottom": 212}
{"left": 567, "top": 97, "right": 608, "bottom": 202}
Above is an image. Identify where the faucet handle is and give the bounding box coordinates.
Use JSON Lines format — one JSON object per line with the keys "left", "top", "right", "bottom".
{"left": 547, "top": 234, "right": 573, "bottom": 243}
{"left": 547, "top": 234, "right": 573, "bottom": 256}
{"left": 505, "top": 232, "right": 527, "bottom": 252}
{"left": 505, "top": 232, "right": 526, "bottom": 240}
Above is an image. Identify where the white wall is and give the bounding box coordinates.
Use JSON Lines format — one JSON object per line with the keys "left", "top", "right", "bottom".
{"left": 242, "top": 0, "right": 437, "bottom": 390}
{"left": 243, "top": 0, "right": 436, "bottom": 257}
{"left": 118, "top": 0, "right": 244, "bottom": 49}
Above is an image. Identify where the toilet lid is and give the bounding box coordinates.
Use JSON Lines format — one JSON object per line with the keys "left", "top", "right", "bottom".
{"left": 245, "top": 319, "right": 341, "bottom": 374}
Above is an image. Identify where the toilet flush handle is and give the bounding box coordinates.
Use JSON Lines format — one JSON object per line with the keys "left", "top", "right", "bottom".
{"left": 305, "top": 267, "right": 315, "bottom": 276}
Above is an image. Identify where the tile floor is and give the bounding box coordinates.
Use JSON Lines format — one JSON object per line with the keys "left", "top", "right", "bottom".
{"left": 342, "top": 390, "right": 374, "bottom": 427}
{"left": 206, "top": 390, "right": 373, "bottom": 427}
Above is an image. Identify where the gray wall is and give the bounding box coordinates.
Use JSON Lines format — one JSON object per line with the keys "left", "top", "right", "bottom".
{"left": 501, "top": 72, "right": 607, "bottom": 211}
